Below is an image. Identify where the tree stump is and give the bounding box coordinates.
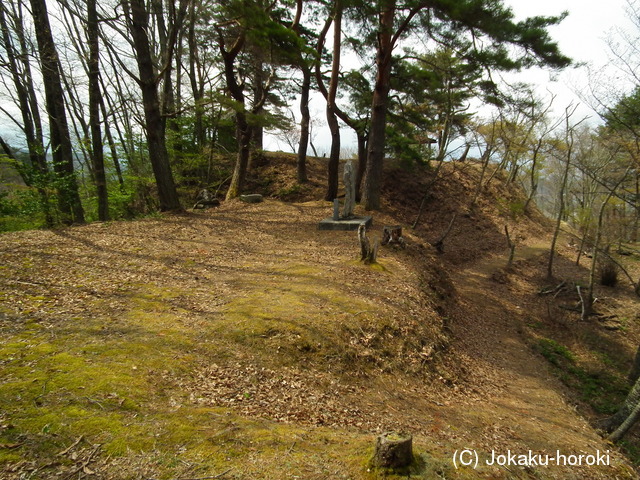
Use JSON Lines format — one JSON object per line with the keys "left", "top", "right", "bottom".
{"left": 372, "top": 432, "right": 413, "bottom": 469}
{"left": 193, "top": 188, "right": 220, "bottom": 209}
{"left": 358, "top": 224, "right": 377, "bottom": 264}
{"left": 381, "top": 225, "right": 405, "bottom": 248}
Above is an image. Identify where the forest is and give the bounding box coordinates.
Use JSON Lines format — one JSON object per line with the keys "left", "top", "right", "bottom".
{"left": 0, "top": 0, "right": 634, "bottom": 228}
{"left": 1, "top": 0, "right": 640, "bottom": 478}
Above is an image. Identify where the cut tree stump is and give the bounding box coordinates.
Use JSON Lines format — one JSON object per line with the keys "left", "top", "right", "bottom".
{"left": 358, "top": 224, "right": 378, "bottom": 264}
{"left": 381, "top": 225, "right": 405, "bottom": 248}
{"left": 193, "top": 189, "right": 220, "bottom": 209}
{"left": 371, "top": 432, "right": 413, "bottom": 469}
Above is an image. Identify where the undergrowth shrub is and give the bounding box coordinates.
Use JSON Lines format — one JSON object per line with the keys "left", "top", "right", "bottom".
{"left": 0, "top": 187, "right": 47, "bottom": 232}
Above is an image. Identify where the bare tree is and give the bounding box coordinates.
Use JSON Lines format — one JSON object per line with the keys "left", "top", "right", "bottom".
{"left": 314, "top": 2, "right": 342, "bottom": 201}
{"left": 121, "top": 0, "right": 182, "bottom": 211}
{"left": 87, "top": 0, "right": 108, "bottom": 220}
{"left": 547, "top": 104, "right": 585, "bottom": 279}
{"left": 30, "top": 0, "right": 85, "bottom": 223}
{"left": 0, "top": 0, "right": 53, "bottom": 224}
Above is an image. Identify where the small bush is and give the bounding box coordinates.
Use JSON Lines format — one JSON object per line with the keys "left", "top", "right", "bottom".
{"left": 0, "top": 187, "right": 48, "bottom": 232}
{"left": 599, "top": 261, "right": 618, "bottom": 287}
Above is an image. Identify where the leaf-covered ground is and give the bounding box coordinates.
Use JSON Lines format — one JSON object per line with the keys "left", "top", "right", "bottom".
{"left": 1, "top": 158, "right": 640, "bottom": 479}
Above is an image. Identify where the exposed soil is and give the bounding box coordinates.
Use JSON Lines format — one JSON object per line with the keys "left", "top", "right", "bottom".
{"left": 1, "top": 154, "right": 639, "bottom": 479}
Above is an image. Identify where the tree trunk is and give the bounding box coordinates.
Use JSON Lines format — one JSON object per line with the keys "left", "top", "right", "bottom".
{"left": 633, "top": 172, "right": 639, "bottom": 243}
{"left": 29, "top": 0, "right": 85, "bottom": 224}
{"left": 124, "top": 0, "right": 181, "bottom": 211}
{"left": 470, "top": 145, "right": 492, "bottom": 208}
{"left": 547, "top": 108, "right": 577, "bottom": 279}
{"left": 218, "top": 29, "right": 248, "bottom": 200}
{"left": 355, "top": 132, "right": 367, "bottom": 201}
{"left": 292, "top": 0, "right": 309, "bottom": 184}
{"left": 362, "top": 1, "right": 395, "bottom": 211}
{"left": 371, "top": 432, "right": 413, "bottom": 469}
{"left": 629, "top": 345, "right": 640, "bottom": 384}
{"left": 155, "top": 0, "right": 188, "bottom": 162}
{"left": 87, "top": 0, "right": 109, "bottom": 220}
{"left": 524, "top": 138, "right": 543, "bottom": 212}
{"left": 584, "top": 199, "right": 608, "bottom": 319}
{"left": 575, "top": 222, "right": 589, "bottom": 265}
{"left": 505, "top": 225, "right": 516, "bottom": 267}
{"left": 358, "top": 224, "right": 378, "bottom": 264}
{"left": 324, "top": 1, "right": 342, "bottom": 201}
{"left": 250, "top": 58, "right": 267, "bottom": 156}
{"left": 0, "top": 2, "right": 53, "bottom": 225}
{"left": 609, "top": 400, "right": 640, "bottom": 443}
{"left": 100, "top": 44, "right": 135, "bottom": 166}
{"left": 297, "top": 64, "right": 311, "bottom": 183}
{"left": 226, "top": 118, "right": 252, "bottom": 200}
{"left": 603, "top": 375, "right": 640, "bottom": 439}
{"left": 187, "top": 0, "right": 205, "bottom": 148}
{"left": 0, "top": 4, "right": 43, "bottom": 176}
{"left": 98, "top": 86, "right": 125, "bottom": 190}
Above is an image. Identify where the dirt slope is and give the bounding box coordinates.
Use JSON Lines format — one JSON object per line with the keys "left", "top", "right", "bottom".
{"left": 1, "top": 155, "right": 639, "bottom": 479}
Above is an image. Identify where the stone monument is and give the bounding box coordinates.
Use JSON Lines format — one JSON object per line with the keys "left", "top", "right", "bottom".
{"left": 318, "top": 160, "right": 372, "bottom": 231}
{"left": 342, "top": 159, "right": 355, "bottom": 219}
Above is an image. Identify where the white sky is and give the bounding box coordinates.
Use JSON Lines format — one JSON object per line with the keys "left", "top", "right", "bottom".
{"left": 504, "top": 0, "right": 632, "bottom": 119}
{"left": 509, "top": 0, "right": 626, "bottom": 62}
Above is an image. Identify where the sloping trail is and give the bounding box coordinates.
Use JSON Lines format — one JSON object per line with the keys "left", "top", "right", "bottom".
{"left": 0, "top": 198, "right": 637, "bottom": 479}
{"left": 442, "top": 242, "right": 637, "bottom": 479}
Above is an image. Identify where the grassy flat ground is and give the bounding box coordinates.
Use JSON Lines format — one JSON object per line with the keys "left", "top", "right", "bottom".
{"left": 1, "top": 156, "right": 639, "bottom": 479}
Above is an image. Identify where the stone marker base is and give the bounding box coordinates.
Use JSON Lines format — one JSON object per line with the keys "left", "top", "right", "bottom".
{"left": 318, "top": 215, "right": 373, "bottom": 231}
{"left": 240, "top": 194, "right": 264, "bottom": 203}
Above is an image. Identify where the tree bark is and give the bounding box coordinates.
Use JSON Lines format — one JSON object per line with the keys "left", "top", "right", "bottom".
{"left": 0, "top": 3, "right": 46, "bottom": 177}
{"left": 297, "top": 65, "right": 311, "bottom": 183}
{"left": 523, "top": 138, "right": 543, "bottom": 212}
{"left": 355, "top": 132, "right": 367, "bottom": 201}
{"left": 324, "top": 1, "right": 342, "bottom": 201}
{"left": 29, "top": 0, "right": 85, "bottom": 224}
{"left": 218, "top": 29, "right": 250, "bottom": 200}
{"left": 603, "top": 375, "right": 640, "bottom": 440}
{"left": 155, "top": 0, "right": 188, "bottom": 161}
{"left": 372, "top": 432, "right": 413, "bottom": 469}
{"left": 358, "top": 224, "right": 378, "bottom": 264}
{"left": 87, "top": 0, "right": 109, "bottom": 220}
{"left": 124, "top": 0, "right": 182, "bottom": 211}
{"left": 187, "top": 0, "right": 205, "bottom": 148}
{"left": 98, "top": 84, "right": 125, "bottom": 190}
{"left": 629, "top": 345, "right": 640, "bottom": 384}
{"left": 292, "top": 0, "right": 309, "bottom": 184}
{"left": 609, "top": 400, "right": 640, "bottom": 443}
{"left": 362, "top": 1, "right": 395, "bottom": 211}
{"left": 226, "top": 120, "right": 252, "bottom": 200}
{"left": 584, "top": 164, "right": 633, "bottom": 318}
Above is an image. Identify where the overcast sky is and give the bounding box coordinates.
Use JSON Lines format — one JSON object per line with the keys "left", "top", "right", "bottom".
{"left": 501, "top": 0, "right": 632, "bottom": 119}
{"left": 510, "top": 0, "right": 627, "bottom": 61}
